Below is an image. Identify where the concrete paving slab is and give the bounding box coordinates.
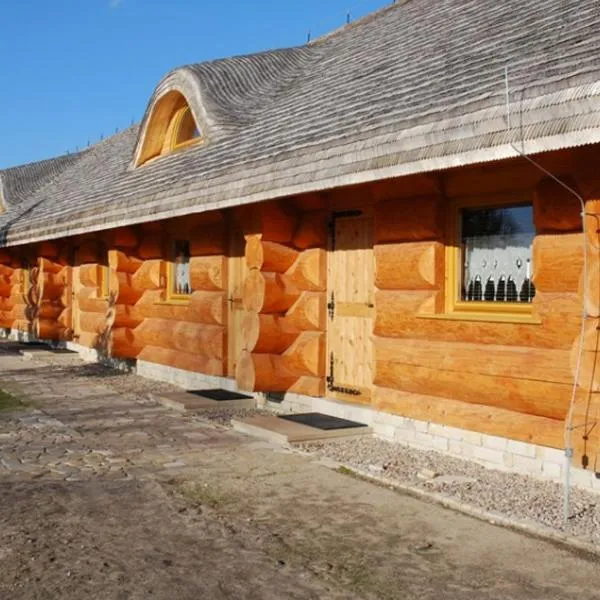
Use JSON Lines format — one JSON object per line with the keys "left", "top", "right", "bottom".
{"left": 232, "top": 414, "right": 372, "bottom": 444}
{"left": 151, "top": 390, "right": 256, "bottom": 412}
{"left": 20, "top": 348, "right": 80, "bottom": 362}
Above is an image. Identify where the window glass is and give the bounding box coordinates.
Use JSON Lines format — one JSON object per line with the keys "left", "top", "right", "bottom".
{"left": 460, "top": 204, "right": 535, "bottom": 303}
{"left": 174, "top": 109, "right": 200, "bottom": 147}
{"left": 173, "top": 240, "right": 191, "bottom": 295}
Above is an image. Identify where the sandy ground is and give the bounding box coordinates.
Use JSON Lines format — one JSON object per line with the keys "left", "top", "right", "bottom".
{"left": 1, "top": 345, "right": 600, "bottom": 599}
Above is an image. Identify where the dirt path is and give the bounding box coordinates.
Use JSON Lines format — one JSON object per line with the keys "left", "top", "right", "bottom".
{"left": 0, "top": 344, "right": 599, "bottom": 599}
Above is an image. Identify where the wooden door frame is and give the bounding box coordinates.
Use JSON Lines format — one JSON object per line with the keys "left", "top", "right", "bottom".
{"left": 226, "top": 223, "right": 247, "bottom": 378}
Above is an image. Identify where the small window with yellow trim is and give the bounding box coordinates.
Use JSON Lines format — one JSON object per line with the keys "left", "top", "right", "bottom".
{"left": 168, "top": 240, "right": 192, "bottom": 299}
{"left": 170, "top": 107, "right": 202, "bottom": 151}
{"left": 446, "top": 197, "right": 536, "bottom": 319}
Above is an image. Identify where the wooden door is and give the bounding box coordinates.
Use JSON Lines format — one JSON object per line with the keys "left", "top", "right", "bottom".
{"left": 227, "top": 228, "right": 248, "bottom": 377}
{"left": 69, "top": 247, "right": 82, "bottom": 339}
{"left": 326, "top": 213, "right": 374, "bottom": 401}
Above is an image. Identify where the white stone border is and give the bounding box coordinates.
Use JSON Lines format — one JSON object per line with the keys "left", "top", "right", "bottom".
{"left": 273, "top": 391, "right": 600, "bottom": 494}
{"left": 136, "top": 360, "right": 241, "bottom": 393}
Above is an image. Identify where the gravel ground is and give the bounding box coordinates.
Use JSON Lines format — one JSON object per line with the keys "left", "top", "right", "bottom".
{"left": 298, "top": 437, "right": 600, "bottom": 545}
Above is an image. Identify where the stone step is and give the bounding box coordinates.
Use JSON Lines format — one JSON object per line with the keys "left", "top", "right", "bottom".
{"left": 20, "top": 347, "right": 79, "bottom": 361}
{"left": 232, "top": 413, "right": 372, "bottom": 444}
{"left": 150, "top": 389, "right": 256, "bottom": 412}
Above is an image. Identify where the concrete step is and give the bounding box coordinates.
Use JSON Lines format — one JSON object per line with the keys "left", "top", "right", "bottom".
{"left": 232, "top": 414, "right": 372, "bottom": 444}
{"left": 20, "top": 347, "right": 80, "bottom": 361}
{"left": 151, "top": 390, "right": 256, "bottom": 412}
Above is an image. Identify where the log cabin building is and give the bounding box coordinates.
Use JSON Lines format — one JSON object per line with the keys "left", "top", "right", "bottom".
{"left": 3, "top": 0, "right": 600, "bottom": 485}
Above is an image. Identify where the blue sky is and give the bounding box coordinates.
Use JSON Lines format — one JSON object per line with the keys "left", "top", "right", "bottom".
{"left": 0, "top": 0, "right": 388, "bottom": 169}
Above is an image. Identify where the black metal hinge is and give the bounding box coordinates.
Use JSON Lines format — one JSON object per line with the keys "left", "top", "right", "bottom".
{"left": 327, "top": 291, "right": 335, "bottom": 320}
{"left": 326, "top": 352, "right": 361, "bottom": 396}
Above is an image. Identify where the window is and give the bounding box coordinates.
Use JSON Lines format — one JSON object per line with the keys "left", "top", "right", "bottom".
{"left": 446, "top": 197, "right": 536, "bottom": 319}
{"left": 171, "top": 107, "right": 201, "bottom": 150}
{"left": 136, "top": 91, "right": 206, "bottom": 166}
{"left": 168, "top": 240, "right": 192, "bottom": 298}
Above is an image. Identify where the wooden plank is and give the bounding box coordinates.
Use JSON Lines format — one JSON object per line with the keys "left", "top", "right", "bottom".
{"left": 335, "top": 302, "right": 373, "bottom": 318}
{"left": 374, "top": 361, "right": 571, "bottom": 420}
{"left": 374, "top": 290, "right": 581, "bottom": 349}
{"left": 373, "top": 337, "right": 573, "bottom": 384}
{"left": 373, "top": 386, "right": 564, "bottom": 449}
{"left": 227, "top": 227, "right": 248, "bottom": 377}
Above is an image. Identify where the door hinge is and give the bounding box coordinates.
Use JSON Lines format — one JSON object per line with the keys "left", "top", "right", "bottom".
{"left": 326, "top": 351, "right": 361, "bottom": 396}
{"left": 327, "top": 291, "right": 335, "bottom": 320}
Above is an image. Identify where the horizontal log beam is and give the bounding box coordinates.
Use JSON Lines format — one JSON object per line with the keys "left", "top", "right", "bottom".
{"left": 245, "top": 237, "right": 299, "bottom": 272}
{"left": 532, "top": 233, "right": 583, "bottom": 293}
{"left": 373, "top": 386, "right": 564, "bottom": 449}
{"left": 374, "top": 360, "right": 570, "bottom": 420}
{"left": 138, "top": 345, "right": 223, "bottom": 376}
{"left": 375, "top": 241, "right": 444, "bottom": 290}
{"left": 374, "top": 290, "right": 580, "bottom": 349}
{"left": 292, "top": 211, "right": 328, "bottom": 250}
{"left": 373, "top": 337, "right": 573, "bottom": 385}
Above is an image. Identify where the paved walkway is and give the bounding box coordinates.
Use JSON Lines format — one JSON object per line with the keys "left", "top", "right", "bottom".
{"left": 0, "top": 343, "right": 599, "bottom": 599}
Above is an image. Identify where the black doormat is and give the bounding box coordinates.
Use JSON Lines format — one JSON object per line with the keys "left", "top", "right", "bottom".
{"left": 187, "top": 389, "right": 253, "bottom": 401}
{"left": 48, "top": 348, "right": 76, "bottom": 354}
{"left": 279, "top": 412, "right": 367, "bottom": 431}
{"left": 23, "top": 342, "right": 48, "bottom": 348}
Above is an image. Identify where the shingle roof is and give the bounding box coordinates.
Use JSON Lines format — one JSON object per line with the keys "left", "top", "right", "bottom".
{"left": 0, "top": 152, "right": 85, "bottom": 209}
{"left": 3, "top": 0, "right": 600, "bottom": 245}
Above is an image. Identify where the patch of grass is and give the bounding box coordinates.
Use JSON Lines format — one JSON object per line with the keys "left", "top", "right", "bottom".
{"left": 0, "top": 389, "right": 22, "bottom": 412}
{"left": 178, "top": 482, "right": 234, "bottom": 509}
{"left": 336, "top": 465, "right": 356, "bottom": 477}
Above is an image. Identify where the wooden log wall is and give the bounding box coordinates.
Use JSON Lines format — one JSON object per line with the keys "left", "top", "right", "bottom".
{"left": 235, "top": 201, "right": 327, "bottom": 396}
{"left": 3, "top": 146, "right": 600, "bottom": 473}
{"left": 35, "top": 246, "right": 70, "bottom": 340}
{"left": 0, "top": 249, "right": 19, "bottom": 331}
{"left": 72, "top": 237, "right": 109, "bottom": 350}
{"left": 107, "top": 216, "right": 228, "bottom": 376}
{"left": 366, "top": 157, "right": 591, "bottom": 463}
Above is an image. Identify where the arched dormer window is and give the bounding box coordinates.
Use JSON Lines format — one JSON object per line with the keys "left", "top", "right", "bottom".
{"left": 170, "top": 106, "right": 201, "bottom": 150}
{"left": 136, "top": 91, "right": 204, "bottom": 166}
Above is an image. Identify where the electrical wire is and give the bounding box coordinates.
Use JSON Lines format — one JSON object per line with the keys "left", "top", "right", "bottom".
{"left": 505, "top": 66, "right": 588, "bottom": 528}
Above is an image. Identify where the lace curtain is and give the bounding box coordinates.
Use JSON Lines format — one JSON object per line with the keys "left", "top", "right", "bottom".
{"left": 174, "top": 240, "right": 191, "bottom": 295}
{"left": 460, "top": 205, "right": 535, "bottom": 303}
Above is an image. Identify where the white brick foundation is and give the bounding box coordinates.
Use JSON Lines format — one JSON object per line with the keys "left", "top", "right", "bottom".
{"left": 136, "top": 360, "right": 239, "bottom": 392}
{"left": 270, "top": 391, "right": 600, "bottom": 493}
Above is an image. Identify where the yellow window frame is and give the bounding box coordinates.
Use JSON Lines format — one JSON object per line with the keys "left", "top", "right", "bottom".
{"left": 443, "top": 193, "right": 538, "bottom": 323}
{"left": 169, "top": 106, "right": 203, "bottom": 152}
{"left": 166, "top": 239, "right": 192, "bottom": 302}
